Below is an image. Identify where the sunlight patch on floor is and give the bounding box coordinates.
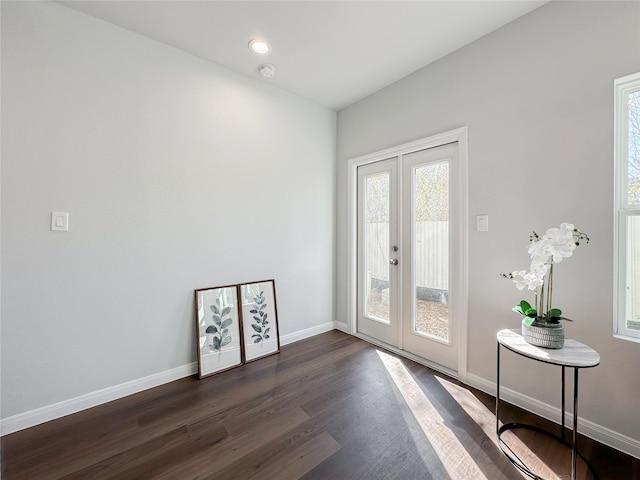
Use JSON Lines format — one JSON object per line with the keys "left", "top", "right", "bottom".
{"left": 435, "top": 375, "right": 561, "bottom": 480}
{"left": 377, "top": 350, "right": 489, "bottom": 479}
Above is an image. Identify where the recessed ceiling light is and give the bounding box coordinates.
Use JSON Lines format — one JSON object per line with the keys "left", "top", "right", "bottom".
{"left": 248, "top": 38, "right": 271, "bottom": 55}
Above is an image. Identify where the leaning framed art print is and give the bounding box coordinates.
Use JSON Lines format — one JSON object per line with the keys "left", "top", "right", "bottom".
{"left": 239, "top": 279, "right": 280, "bottom": 362}
{"left": 194, "top": 284, "right": 243, "bottom": 378}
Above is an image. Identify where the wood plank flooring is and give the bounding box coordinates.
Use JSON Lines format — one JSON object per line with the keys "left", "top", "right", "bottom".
{"left": 2, "top": 331, "right": 638, "bottom": 479}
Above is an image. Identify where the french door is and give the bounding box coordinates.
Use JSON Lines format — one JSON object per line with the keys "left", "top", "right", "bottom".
{"left": 357, "top": 157, "right": 400, "bottom": 346}
{"left": 356, "top": 142, "right": 462, "bottom": 372}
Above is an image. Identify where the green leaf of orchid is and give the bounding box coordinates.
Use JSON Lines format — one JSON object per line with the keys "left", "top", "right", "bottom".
{"left": 523, "top": 317, "right": 535, "bottom": 327}
{"left": 513, "top": 300, "right": 536, "bottom": 317}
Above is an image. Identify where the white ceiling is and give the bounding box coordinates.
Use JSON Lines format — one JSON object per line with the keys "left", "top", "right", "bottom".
{"left": 59, "top": 1, "right": 549, "bottom": 110}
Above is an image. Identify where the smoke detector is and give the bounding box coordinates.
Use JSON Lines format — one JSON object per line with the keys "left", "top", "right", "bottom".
{"left": 259, "top": 64, "right": 276, "bottom": 78}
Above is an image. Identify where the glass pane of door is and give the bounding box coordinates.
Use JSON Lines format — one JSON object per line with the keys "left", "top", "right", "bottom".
{"left": 364, "top": 172, "right": 390, "bottom": 323}
{"left": 413, "top": 161, "right": 449, "bottom": 340}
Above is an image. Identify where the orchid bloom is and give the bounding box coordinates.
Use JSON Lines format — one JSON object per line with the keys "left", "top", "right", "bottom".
{"left": 544, "top": 223, "right": 577, "bottom": 263}
{"left": 524, "top": 271, "right": 544, "bottom": 290}
{"left": 503, "top": 222, "right": 589, "bottom": 323}
{"left": 510, "top": 270, "right": 528, "bottom": 290}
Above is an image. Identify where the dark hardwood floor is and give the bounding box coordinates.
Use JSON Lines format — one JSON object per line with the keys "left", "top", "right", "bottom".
{"left": 2, "top": 331, "right": 638, "bottom": 479}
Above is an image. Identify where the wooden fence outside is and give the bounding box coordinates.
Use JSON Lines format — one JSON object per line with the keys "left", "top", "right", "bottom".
{"left": 366, "top": 221, "right": 448, "bottom": 290}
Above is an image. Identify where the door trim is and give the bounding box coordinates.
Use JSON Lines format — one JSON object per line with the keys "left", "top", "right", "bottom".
{"left": 346, "top": 127, "right": 469, "bottom": 382}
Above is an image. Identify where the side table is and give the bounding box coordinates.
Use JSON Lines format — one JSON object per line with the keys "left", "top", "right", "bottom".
{"left": 496, "top": 329, "right": 600, "bottom": 480}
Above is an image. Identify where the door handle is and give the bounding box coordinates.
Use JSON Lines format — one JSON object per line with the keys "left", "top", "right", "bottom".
{"left": 389, "top": 259, "right": 398, "bottom": 266}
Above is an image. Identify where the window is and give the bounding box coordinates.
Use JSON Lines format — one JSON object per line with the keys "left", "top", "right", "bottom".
{"left": 614, "top": 72, "right": 640, "bottom": 341}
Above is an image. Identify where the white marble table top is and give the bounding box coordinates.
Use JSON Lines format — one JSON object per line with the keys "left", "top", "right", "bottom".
{"left": 497, "top": 329, "right": 600, "bottom": 368}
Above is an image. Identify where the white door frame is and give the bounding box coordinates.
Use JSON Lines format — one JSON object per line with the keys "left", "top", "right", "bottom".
{"left": 346, "top": 127, "right": 469, "bottom": 382}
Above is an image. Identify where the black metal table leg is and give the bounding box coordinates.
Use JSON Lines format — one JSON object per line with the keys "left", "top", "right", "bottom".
{"left": 496, "top": 341, "right": 501, "bottom": 437}
{"left": 562, "top": 366, "right": 566, "bottom": 442}
{"left": 495, "top": 330, "right": 600, "bottom": 480}
{"left": 572, "top": 367, "right": 579, "bottom": 480}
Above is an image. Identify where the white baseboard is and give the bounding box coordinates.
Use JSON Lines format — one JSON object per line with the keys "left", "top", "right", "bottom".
{"left": 335, "top": 321, "right": 350, "bottom": 333}
{"left": 280, "top": 321, "right": 337, "bottom": 345}
{"left": 1, "top": 321, "right": 337, "bottom": 436}
{"left": 1, "top": 363, "right": 198, "bottom": 436}
{"left": 466, "top": 372, "right": 640, "bottom": 460}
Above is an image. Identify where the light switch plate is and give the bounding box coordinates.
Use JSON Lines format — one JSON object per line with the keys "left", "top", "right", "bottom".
{"left": 476, "top": 214, "right": 489, "bottom": 232}
{"left": 51, "top": 211, "right": 69, "bottom": 231}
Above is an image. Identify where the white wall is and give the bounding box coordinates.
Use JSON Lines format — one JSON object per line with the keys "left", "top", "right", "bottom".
{"left": 337, "top": 0, "right": 640, "bottom": 451}
{"left": 1, "top": 1, "right": 335, "bottom": 423}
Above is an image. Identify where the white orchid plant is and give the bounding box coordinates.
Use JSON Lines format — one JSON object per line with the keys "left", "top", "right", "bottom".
{"left": 502, "top": 222, "right": 589, "bottom": 326}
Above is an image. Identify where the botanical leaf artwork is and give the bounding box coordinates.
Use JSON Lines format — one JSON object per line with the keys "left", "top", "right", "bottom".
{"left": 249, "top": 290, "right": 270, "bottom": 345}
{"left": 205, "top": 296, "right": 233, "bottom": 352}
